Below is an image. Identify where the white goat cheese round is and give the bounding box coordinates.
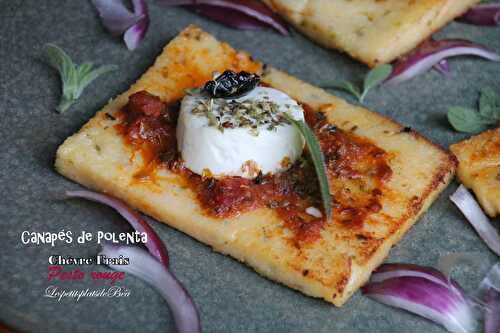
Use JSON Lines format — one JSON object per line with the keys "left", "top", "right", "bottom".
{"left": 176, "top": 87, "right": 305, "bottom": 178}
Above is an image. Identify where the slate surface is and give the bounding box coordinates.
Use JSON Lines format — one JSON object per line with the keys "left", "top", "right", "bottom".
{"left": 1, "top": 1, "right": 499, "bottom": 332}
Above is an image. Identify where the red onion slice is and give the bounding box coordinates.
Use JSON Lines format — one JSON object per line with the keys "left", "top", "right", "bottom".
{"left": 480, "top": 263, "right": 500, "bottom": 333}
{"left": 100, "top": 243, "right": 201, "bottom": 333}
{"left": 92, "top": 0, "right": 149, "bottom": 50}
{"left": 92, "top": 0, "right": 144, "bottom": 36}
{"left": 434, "top": 59, "right": 450, "bottom": 75}
{"left": 386, "top": 39, "right": 500, "bottom": 85}
{"left": 460, "top": 4, "right": 500, "bottom": 27}
{"left": 363, "top": 274, "right": 476, "bottom": 333}
{"left": 66, "top": 190, "right": 169, "bottom": 267}
{"left": 185, "top": 4, "right": 269, "bottom": 31}
{"left": 124, "top": 14, "right": 149, "bottom": 50}
{"left": 371, "top": 263, "right": 463, "bottom": 294}
{"left": 160, "top": 0, "right": 289, "bottom": 35}
{"left": 480, "top": 263, "right": 500, "bottom": 295}
{"left": 124, "top": 0, "right": 149, "bottom": 50}
{"left": 485, "top": 288, "right": 500, "bottom": 333}
{"left": 450, "top": 185, "right": 500, "bottom": 257}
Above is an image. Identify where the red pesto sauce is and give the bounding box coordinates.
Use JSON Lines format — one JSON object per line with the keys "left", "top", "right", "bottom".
{"left": 116, "top": 90, "right": 392, "bottom": 244}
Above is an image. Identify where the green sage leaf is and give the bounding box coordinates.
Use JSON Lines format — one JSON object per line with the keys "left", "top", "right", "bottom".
{"left": 45, "top": 44, "right": 75, "bottom": 84}
{"left": 479, "top": 87, "right": 500, "bottom": 121}
{"left": 447, "top": 107, "right": 492, "bottom": 133}
{"left": 324, "top": 81, "right": 362, "bottom": 100}
{"left": 284, "top": 113, "right": 332, "bottom": 220}
{"left": 361, "top": 64, "right": 392, "bottom": 102}
{"left": 75, "top": 64, "right": 117, "bottom": 97}
{"left": 44, "top": 44, "right": 116, "bottom": 113}
{"left": 77, "top": 62, "right": 95, "bottom": 78}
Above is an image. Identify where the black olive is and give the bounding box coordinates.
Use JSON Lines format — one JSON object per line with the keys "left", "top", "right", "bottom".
{"left": 203, "top": 70, "right": 260, "bottom": 99}
{"left": 254, "top": 171, "right": 264, "bottom": 184}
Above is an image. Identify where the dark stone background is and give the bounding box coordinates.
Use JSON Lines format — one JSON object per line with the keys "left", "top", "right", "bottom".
{"left": 1, "top": 1, "right": 499, "bottom": 332}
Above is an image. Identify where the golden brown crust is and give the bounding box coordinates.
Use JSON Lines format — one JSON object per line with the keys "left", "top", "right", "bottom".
{"left": 55, "top": 26, "right": 456, "bottom": 306}
{"left": 263, "top": 0, "right": 480, "bottom": 67}
{"left": 450, "top": 127, "right": 500, "bottom": 217}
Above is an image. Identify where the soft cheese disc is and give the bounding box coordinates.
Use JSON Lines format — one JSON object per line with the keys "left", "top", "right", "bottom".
{"left": 177, "top": 86, "right": 305, "bottom": 178}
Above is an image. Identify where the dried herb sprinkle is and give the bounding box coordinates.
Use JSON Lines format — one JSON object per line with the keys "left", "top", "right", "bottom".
{"left": 191, "top": 97, "right": 299, "bottom": 135}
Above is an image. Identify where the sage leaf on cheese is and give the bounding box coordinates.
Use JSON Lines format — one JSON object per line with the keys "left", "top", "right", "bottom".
{"left": 44, "top": 44, "right": 117, "bottom": 113}
{"left": 284, "top": 113, "right": 332, "bottom": 220}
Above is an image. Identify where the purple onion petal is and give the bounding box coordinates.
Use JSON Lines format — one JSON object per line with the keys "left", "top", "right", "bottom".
{"left": 92, "top": 0, "right": 149, "bottom": 50}
{"left": 481, "top": 263, "right": 500, "bottom": 333}
{"left": 160, "top": 0, "right": 289, "bottom": 35}
{"left": 124, "top": 0, "right": 149, "bottom": 50}
{"left": 459, "top": 4, "right": 500, "bottom": 27}
{"left": 186, "top": 4, "right": 269, "bottom": 31}
{"left": 66, "top": 190, "right": 169, "bottom": 267}
{"left": 434, "top": 59, "right": 451, "bottom": 75}
{"left": 386, "top": 39, "right": 500, "bottom": 85}
{"left": 131, "top": 0, "right": 147, "bottom": 17}
{"left": 485, "top": 288, "right": 500, "bottom": 333}
{"left": 159, "top": 0, "right": 194, "bottom": 4}
{"left": 480, "top": 263, "right": 500, "bottom": 295}
{"left": 92, "top": 0, "right": 143, "bottom": 36}
{"left": 450, "top": 185, "right": 500, "bottom": 257}
{"left": 124, "top": 15, "right": 149, "bottom": 50}
{"left": 100, "top": 243, "right": 201, "bottom": 333}
{"left": 372, "top": 263, "right": 456, "bottom": 290}
{"left": 363, "top": 276, "right": 475, "bottom": 333}
{"left": 372, "top": 263, "right": 469, "bottom": 301}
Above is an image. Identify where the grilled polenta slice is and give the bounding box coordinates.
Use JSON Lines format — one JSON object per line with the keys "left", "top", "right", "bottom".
{"left": 450, "top": 127, "right": 500, "bottom": 217}
{"left": 55, "top": 25, "right": 456, "bottom": 306}
{"left": 263, "top": 0, "right": 480, "bottom": 67}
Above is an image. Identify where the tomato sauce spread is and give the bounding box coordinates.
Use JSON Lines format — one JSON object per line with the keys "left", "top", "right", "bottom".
{"left": 116, "top": 90, "right": 392, "bottom": 243}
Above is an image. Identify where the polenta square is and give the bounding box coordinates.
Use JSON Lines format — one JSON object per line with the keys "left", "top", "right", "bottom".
{"left": 56, "top": 25, "right": 456, "bottom": 306}
{"left": 450, "top": 127, "right": 500, "bottom": 217}
{"left": 263, "top": 0, "right": 480, "bottom": 67}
